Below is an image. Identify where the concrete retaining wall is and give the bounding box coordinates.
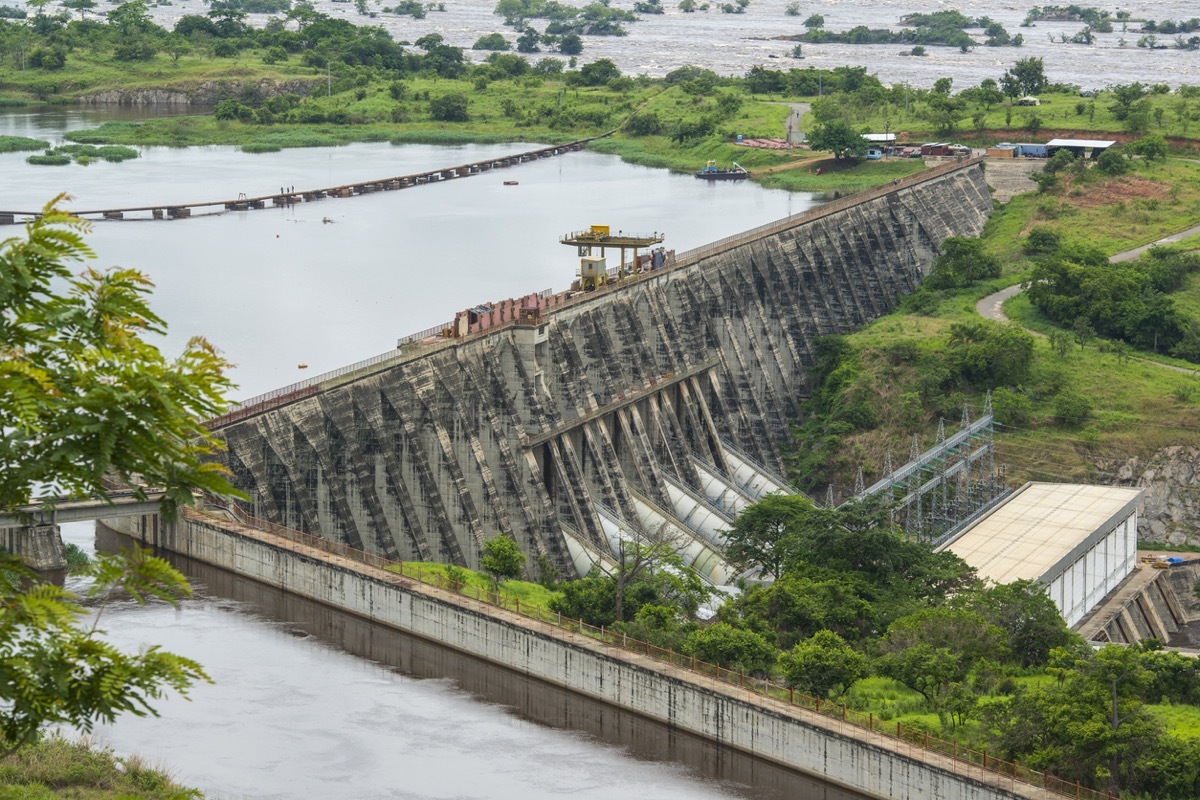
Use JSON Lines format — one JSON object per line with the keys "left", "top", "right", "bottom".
{"left": 108, "top": 510, "right": 1044, "bottom": 800}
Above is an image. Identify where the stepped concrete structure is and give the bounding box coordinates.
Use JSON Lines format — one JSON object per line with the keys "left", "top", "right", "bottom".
{"left": 211, "top": 160, "right": 994, "bottom": 575}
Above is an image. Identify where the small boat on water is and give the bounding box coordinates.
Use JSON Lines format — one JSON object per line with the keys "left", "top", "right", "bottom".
{"left": 695, "top": 160, "right": 749, "bottom": 181}
{"left": 503, "top": 180, "right": 519, "bottom": 186}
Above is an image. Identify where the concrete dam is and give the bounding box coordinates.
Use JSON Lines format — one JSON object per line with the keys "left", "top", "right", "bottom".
{"left": 211, "top": 159, "right": 994, "bottom": 577}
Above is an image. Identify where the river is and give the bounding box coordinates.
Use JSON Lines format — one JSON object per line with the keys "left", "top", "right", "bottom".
{"left": 6, "top": 108, "right": 854, "bottom": 797}
{"left": 61, "top": 521, "right": 862, "bottom": 800}
{"left": 134, "top": 0, "right": 1200, "bottom": 89}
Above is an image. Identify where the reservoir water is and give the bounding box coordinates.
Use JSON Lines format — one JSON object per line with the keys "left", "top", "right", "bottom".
{"left": 5, "top": 110, "right": 855, "bottom": 797}
{"left": 2, "top": 110, "right": 814, "bottom": 400}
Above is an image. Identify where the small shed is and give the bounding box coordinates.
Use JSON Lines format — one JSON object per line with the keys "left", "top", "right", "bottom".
{"left": 1016, "top": 143, "right": 1048, "bottom": 158}
{"left": 987, "top": 143, "right": 1019, "bottom": 158}
{"left": 863, "top": 133, "right": 897, "bottom": 144}
{"left": 1017, "top": 96, "right": 1041, "bottom": 106}
{"left": 920, "top": 142, "right": 953, "bottom": 156}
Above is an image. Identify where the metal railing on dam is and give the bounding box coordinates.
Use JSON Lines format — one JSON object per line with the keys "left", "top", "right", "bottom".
{"left": 206, "top": 499, "right": 1111, "bottom": 800}
{"left": 206, "top": 156, "right": 986, "bottom": 430}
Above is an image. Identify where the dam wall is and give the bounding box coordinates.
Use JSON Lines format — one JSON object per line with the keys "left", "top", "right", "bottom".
{"left": 212, "top": 161, "right": 994, "bottom": 571}
{"left": 106, "top": 509, "right": 1047, "bottom": 800}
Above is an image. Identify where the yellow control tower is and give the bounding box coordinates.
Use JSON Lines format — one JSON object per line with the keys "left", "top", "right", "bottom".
{"left": 560, "top": 225, "right": 665, "bottom": 291}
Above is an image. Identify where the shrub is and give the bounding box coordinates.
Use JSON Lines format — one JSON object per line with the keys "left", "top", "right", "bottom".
{"left": 214, "top": 99, "right": 254, "bottom": 122}
{"left": 680, "top": 623, "right": 776, "bottom": 674}
{"left": 1096, "top": 146, "right": 1128, "bottom": 175}
{"left": 27, "top": 153, "right": 72, "bottom": 166}
{"left": 990, "top": 386, "right": 1033, "bottom": 425}
{"left": 1053, "top": 390, "right": 1093, "bottom": 424}
{"left": 473, "top": 32, "right": 510, "bottom": 50}
{"left": 1023, "top": 227, "right": 1062, "bottom": 256}
{"left": 0, "top": 136, "right": 50, "bottom": 153}
{"left": 430, "top": 93, "right": 470, "bottom": 122}
{"left": 625, "top": 111, "right": 663, "bottom": 136}
{"left": 925, "top": 237, "right": 1001, "bottom": 289}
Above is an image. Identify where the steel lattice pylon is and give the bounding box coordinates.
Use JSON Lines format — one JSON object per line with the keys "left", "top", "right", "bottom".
{"left": 850, "top": 402, "right": 1009, "bottom": 544}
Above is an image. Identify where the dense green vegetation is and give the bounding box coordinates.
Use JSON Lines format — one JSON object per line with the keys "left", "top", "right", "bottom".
{"left": 0, "top": 135, "right": 49, "bottom": 152}
{"left": 25, "top": 143, "right": 139, "bottom": 165}
{"left": 529, "top": 491, "right": 1200, "bottom": 798}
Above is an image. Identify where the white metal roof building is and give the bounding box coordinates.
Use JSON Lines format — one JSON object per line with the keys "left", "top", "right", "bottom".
{"left": 1046, "top": 138, "right": 1118, "bottom": 151}
{"left": 942, "top": 483, "right": 1143, "bottom": 627}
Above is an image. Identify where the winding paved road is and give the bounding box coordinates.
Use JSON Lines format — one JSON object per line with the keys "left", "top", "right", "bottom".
{"left": 976, "top": 221, "right": 1200, "bottom": 323}
{"left": 975, "top": 222, "right": 1200, "bottom": 374}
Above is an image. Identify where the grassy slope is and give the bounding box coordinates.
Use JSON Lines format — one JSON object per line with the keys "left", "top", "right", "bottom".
{"left": 0, "top": 737, "right": 199, "bottom": 799}
{"left": 0, "top": 51, "right": 319, "bottom": 102}
{"left": 385, "top": 561, "right": 561, "bottom": 609}
{"left": 821, "top": 159, "right": 1200, "bottom": 496}
{"left": 786, "top": 89, "right": 1200, "bottom": 148}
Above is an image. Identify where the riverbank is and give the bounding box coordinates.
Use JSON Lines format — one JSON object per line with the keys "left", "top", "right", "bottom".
{"left": 103, "top": 509, "right": 1054, "bottom": 800}
{"left": 0, "top": 736, "right": 200, "bottom": 799}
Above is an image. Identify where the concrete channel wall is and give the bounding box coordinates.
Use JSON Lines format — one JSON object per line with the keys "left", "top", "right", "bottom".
{"left": 106, "top": 510, "right": 1047, "bottom": 800}
{"left": 211, "top": 161, "right": 994, "bottom": 573}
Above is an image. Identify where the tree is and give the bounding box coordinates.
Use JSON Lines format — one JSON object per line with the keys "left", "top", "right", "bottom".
{"left": 106, "top": 0, "right": 152, "bottom": 34}
{"left": 557, "top": 33, "right": 583, "bottom": 55}
{"left": 0, "top": 549, "right": 209, "bottom": 757}
{"left": 578, "top": 58, "right": 620, "bottom": 86}
{"left": 946, "top": 321, "right": 1036, "bottom": 387}
{"left": 969, "top": 580, "right": 1074, "bottom": 667}
{"left": 1096, "top": 146, "right": 1128, "bottom": 175}
{"left": 609, "top": 527, "right": 702, "bottom": 623}
{"left": 1133, "top": 132, "right": 1169, "bottom": 161}
{"left": 429, "top": 92, "right": 469, "bottom": 122}
{"left": 515, "top": 27, "right": 540, "bottom": 53}
{"left": 806, "top": 120, "right": 867, "bottom": 160}
{"left": 925, "top": 237, "right": 1001, "bottom": 289}
{"left": 0, "top": 197, "right": 237, "bottom": 519}
{"left": 1001, "top": 56, "right": 1047, "bottom": 97}
{"left": 0, "top": 204, "right": 233, "bottom": 757}
{"left": 878, "top": 643, "right": 961, "bottom": 704}
{"left": 472, "top": 32, "right": 510, "bottom": 50}
{"left": 781, "top": 630, "right": 867, "bottom": 698}
{"left": 480, "top": 534, "right": 526, "bottom": 589}
{"left": 722, "top": 494, "right": 816, "bottom": 580}
{"left": 62, "top": 0, "right": 96, "bottom": 19}
{"left": 680, "top": 623, "right": 776, "bottom": 674}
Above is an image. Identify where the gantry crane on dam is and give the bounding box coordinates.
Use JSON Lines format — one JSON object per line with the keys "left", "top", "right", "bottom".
{"left": 560, "top": 225, "right": 665, "bottom": 291}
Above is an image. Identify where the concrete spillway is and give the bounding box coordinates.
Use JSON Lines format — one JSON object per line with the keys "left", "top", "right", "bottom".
{"left": 213, "top": 160, "right": 993, "bottom": 573}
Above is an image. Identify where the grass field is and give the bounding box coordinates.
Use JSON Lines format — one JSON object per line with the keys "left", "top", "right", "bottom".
{"left": 0, "top": 736, "right": 198, "bottom": 800}
{"left": 384, "top": 560, "right": 562, "bottom": 610}
{"left": 812, "top": 156, "right": 1200, "bottom": 494}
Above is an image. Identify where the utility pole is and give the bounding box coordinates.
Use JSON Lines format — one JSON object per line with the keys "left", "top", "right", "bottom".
{"left": 327, "top": 63, "right": 331, "bottom": 96}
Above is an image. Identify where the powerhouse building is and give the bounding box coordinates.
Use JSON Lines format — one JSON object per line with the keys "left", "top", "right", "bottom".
{"left": 942, "top": 482, "right": 1144, "bottom": 627}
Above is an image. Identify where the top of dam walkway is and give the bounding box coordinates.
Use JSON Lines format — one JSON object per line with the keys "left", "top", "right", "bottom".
{"left": 206, "top": 156, "right": 986, "bottom": 431}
